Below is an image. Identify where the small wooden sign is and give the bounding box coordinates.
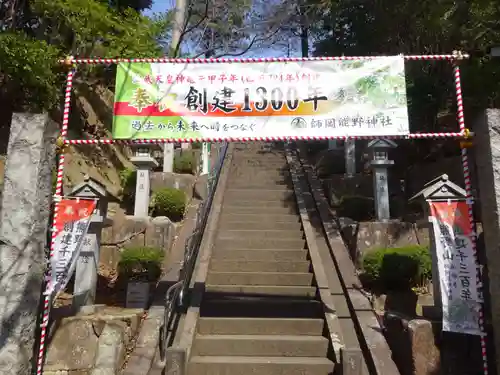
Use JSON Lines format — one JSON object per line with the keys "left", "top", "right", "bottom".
{"left": 126, "top": 282, "right": 150, "bottom": 309}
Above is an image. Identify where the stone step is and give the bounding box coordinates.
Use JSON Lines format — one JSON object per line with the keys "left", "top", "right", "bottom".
{"left": 231, "top": 156, "right": 286, "bottom": 161}
{"left": 197, "top": 317, "right": 324, "bottom": 336}
{"left": 228, "top": 173, "right": 289, "bottom": 178}
{"left": 212, "top": 249, "right": 308, "bottom": 262}
{"left": 216, "top": 237, "right": 305, "bottom": 250}
{"left": 200, "top": 298, "right": 323, "bottom": 318}
{"left": 225, "top": 189, "right": 294, "bottom": 200}
{"left": 209, "top": 260, "right": 310, "bottom": 273}
{"left": 229, "top": 166, "right": 288, "bottom": 172}
{"left": 227, "top": 180, "right": 292, "bottom": 187}
{"left": 206, "top": 272, "right": 313, "bottom": 286}
{"left": 222, "top": 206, "right": 298, "bottom": 215}
{"left": 191, "top": 334, "right": 329, "bottom": 357}
{"left": 205, "top": 285, "right": 317, "bottom": 297}
{"left": 219, "top": 221, "right": 302, "bottom": 231}
{"left": 228, "top": 175, "right": 291, "bottom": 182}
{"left": 218, "top": 230, "right": 303, "bottom": 240}
{"left": 222, "top": 200, "right": 295, "bottom": 208}
{"left": 228, "top": 181, "right": 290, "bottom": 188}
{"left": 218, "top": 213, "right": 300, "bottom": 224}
{"left": 188, "top": 356, "right": 334, "bottom": 375}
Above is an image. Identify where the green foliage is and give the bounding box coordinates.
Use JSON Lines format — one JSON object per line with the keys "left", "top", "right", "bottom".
{"left": 334, "top": 195, "right": 374, "bottom": 221}
{"left": 191, "top": 142, "right": 202, "bottom": 150}
{"left": 311, "top": 0, "right": 500, "bottom": 121}
{"left": 0, "top": 32, "right": 62, "bottom": 111}
{"left": 119, "top": 167, "right": 136, "bottom": 199}
{"left": 174, "top": 151, "right": 196, "bottom": 174}
{"left": 150, "top": 188, "right": 186, "bottom": 221}
{"left": 0, "top": 0, "right": 168, "bottom": 115}
{"left": 118, "top": 246, "right": 164, "bottom": 281}
{"left": 362, "top": 245, "right": 432, "bottom": 291}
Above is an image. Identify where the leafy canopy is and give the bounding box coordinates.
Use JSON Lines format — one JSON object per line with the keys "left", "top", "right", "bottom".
{"left": 0, "top": 0, "right": 168, "bottom": 113}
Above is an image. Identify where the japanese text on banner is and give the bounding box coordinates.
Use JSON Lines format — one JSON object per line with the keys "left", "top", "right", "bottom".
{"left": 112, "top": 57, "right": 410, "bottom": 140}
{"left": 429, "top": 201, "right": 481, "bottom": 335}
{"left": 47, "top": 199, "right": 96, "bottom": 296}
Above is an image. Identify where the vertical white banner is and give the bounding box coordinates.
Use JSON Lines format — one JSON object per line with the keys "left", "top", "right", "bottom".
{"left": 47, "top": 198, "right": 97, "bottom": 295}
{"left": 429, "top": 201, "right": 481, "bottom": 335}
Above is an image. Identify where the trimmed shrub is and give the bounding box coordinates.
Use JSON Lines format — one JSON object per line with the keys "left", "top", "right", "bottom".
{"left": 174, "top": 151, "right": 196, "bottom": 174}
{"left": 362, "top": 245, "right": 432, "bottom": 291}
{"left": 118, "top": 246, "right": 164, "bottom": 281}
{"left": 150, "top": 187, "right": 186, "bottom": 221}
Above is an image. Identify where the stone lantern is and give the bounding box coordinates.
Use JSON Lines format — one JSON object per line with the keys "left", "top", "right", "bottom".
{"left": 68, "top": 175, "right": 111, "bottom": 311}
{"left": 367, "top": 139, "right": 397, "bottom": 221}
{"left": 409, "top": 174, "right": 467, "bottom": 309}
{"left": 130, "top": 145, "right": 159, "bottom": 217}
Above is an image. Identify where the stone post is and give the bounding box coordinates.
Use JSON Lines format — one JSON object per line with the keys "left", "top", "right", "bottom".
{"left": 201, "top": 143, "right": 210, "bottom": 175}
{"left": 409, "top": 174, "right": 467, "bottom": 310}
{"left": 0, "top": 113, "right": 57, "bottom": 375}
{"left": 368, "top": 139, "right": 397, "bottom": 221}
{"left": 163, "top": 144, "right": 174, "bottom": 173}
{"left": 474, "top": 108, "right": 500, "bottom": 375}
{"left": 68, "top": 176, "right": 110, "bottom": 311}
{"left": 345, "top": 139, "right": 356, "bottom": 177}
{"left": 131, "top": 146, "right": 158, "bottom": 217}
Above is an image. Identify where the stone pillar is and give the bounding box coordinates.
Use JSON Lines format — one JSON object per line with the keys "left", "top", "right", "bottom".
{"left": 474, "top": 108, "right": 500, "bottom": 375}
{"left": 131, "top": 147, "right": 158, "bottom": 217}
{"left": 163, "top": 144, "right": 174, "bottom": 173}
{"left": 368, "top": 139, "right": 397, "bottom": 221}
{"left": 68, "top": 176, "right": 109, "bottom": 311}
{"left": 345, "top": 139, "right": 356, "bottom": 177}
{"left": 201, "top": 143, "right": 210, "bottom": 175}
{"left": 0, "top": 113, "right": 57, "bottom": 375}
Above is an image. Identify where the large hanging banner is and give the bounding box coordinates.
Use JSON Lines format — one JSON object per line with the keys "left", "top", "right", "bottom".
{"left": 47, "top": 198, "right": 96, "bottom": 295}
{"left": 429, "top": 201, "right": 481, "bottom": 335}
{"left": 112, "top": 57, "right": 409, "bottom": 140}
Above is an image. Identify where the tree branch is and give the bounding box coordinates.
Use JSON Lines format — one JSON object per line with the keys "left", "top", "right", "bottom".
{"left": 183, "top": 0, "right": 209, "bottom": 35}
{"left": 101, "top": 229, "right": 146, "bottom": 247}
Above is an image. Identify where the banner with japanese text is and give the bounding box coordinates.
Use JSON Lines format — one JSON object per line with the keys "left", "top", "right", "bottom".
{"left": 112, "top": 57, "right": 410, "bottom": 140}
{"left": 47, "top": 198, "right": 96, "bottom": 296}
{"left": 429, "top": 201, "right": 481, "bottom": 335}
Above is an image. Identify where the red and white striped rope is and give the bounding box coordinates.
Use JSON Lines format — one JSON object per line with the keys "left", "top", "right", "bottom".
{"left": 35, "top": 153, "right": 66, "bottom": 375}
{"left": 460, "top": 141, "right": 488, "bottom": 371}
{"left": 61, "top": 70, "right": 75, "bottom": 139}
{"left": 63, "top": 132, "right": 467, "bottom": 145}
{"left": 454, "top": 64, "right": 466, "bottom": 132}
{"left": 59, "top": 54, "right": 469, "bottom": 65}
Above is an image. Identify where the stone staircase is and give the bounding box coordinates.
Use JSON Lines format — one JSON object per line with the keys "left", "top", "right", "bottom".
{"left": 187, "top": 143, "right": 335, "bottom": 375}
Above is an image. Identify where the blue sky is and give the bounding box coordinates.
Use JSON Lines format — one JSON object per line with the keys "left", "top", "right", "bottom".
{"left": 147, "top": 0, "right": 173, "bottom": 14}
{"left": 145, "top": 1, "right": 295, "bottom": 58}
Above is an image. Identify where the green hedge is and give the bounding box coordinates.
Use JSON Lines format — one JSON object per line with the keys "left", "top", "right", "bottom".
{"left": 174, "top": 151, "right": 196, "bottom": 174}
{"left": 150, "top": 187, "right": 186, "bottom": 221}
{"left": 118, "top": 246, "right": 164, "bottom": 281}
{"left": 362, "top": 245, "right": 432, "bottom": 291}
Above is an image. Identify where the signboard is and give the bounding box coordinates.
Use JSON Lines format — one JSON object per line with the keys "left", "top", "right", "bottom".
{"left": 112, "top": 57, "right": 409, "bottom": 140}
{"left": 47, "top": 198, "right": 96, "bottom": 295}
{"left": 429, "top": 201, "right": 481, "bottom": 335}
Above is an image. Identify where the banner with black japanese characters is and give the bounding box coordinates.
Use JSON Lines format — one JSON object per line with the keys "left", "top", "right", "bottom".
{"left": 112, "top": 57, "right": 410, "bottom": 140}
{"left": 429, "top": 201, "right": 481, "bottom": 335}
{"left": 47, "top": 198, "right": 96, "bottom": 296}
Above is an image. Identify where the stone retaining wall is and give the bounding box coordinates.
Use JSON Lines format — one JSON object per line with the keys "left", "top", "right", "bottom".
{"left": 43, "top": 306, "right": 144, "bottom": 375}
